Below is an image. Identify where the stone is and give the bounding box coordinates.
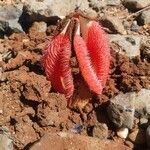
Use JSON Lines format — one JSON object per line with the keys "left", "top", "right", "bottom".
{"left": 117, "top": 128, "right": 129, "bottom": 139}
{"left": 70, "top": 124, "right": 83, "bottom": 134}
{"left": 92, "top": 123, "right": 108, "bottom": 139}
{"left": 29, "top": 132, "right": 130, "bottom": 150}
{"left": 0, "top": 5, "right": 23, "bottom": 34}
{"left": 89, "top": 0, "right": 107, "bottom": 11}
{"left": 109, "top": 34, "right": 141, "bottom": 58}
{"left": 7, "top": 19, "right": 23, "bottom": 32}
{"left": 0, "top": 127, "right": 13, "bottom": 150}
{"left": 107, "top": 89, "right": 150, "bottom": 125}
{"left": 139, "top": 118, "right": 148, "bottom": 125}
{"left": 138, "top": 10, "right": 150, "bottom": 25}
{"left": 0, "top": 40, "right": 13, "bottom": 83}
{"left": 89, "top": 0, "right": 121, "bottom": 10}
{"left": 123, "top": 0, "right": 150, "bottom": 11}
{"left": 134, "top": 89, "right": 150, "bottom": 117}
{"left": 102, "top": 16, "right": 126, "bottom": 34}
{"left": 146, "top": 125, "right": 150, "bottom": 148}
{"left": 2, "top": 51, "right": 13, "bottom": 62}
{"left": 107, "top": 92, "right": 135, "bottom": 129}
{"left": 23, "top": 0, "right": 90, "bottom": 23}
{"left": 128, "top": 129, "right": 146, "bottom": 144}
{"left": 131, "top": 21, "right": 139, "bottom": 32}
{"left": 106, "top": 0, "right": 121, "bottom": 6}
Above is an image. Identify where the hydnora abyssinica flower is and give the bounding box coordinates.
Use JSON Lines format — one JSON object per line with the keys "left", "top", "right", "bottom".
{"left": 42, "top": 11, "right": 110, "bottom": 105}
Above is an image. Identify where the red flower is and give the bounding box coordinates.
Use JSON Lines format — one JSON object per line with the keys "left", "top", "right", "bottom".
{"left": 42, "top": 26, "right": 74, "bottom": 99}
{"left": 42, "top": 14, "right": 110, "bottom": 104}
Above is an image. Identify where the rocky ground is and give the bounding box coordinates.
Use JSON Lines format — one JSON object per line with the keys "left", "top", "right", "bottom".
{"left": 0, "top": 0, "right": 150, "bottom": 150}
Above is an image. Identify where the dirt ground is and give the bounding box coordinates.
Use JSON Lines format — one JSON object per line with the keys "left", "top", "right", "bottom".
{"left": 0, "top": 3, "right": 150, "bottom": 150}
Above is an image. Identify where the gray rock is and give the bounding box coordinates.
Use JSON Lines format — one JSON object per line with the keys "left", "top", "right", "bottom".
{"left": 102, "top": 16, "right": 126, "bottom": 34}
{"left": 109, "top": 34, "right": 141, "bottom": 58}
{"left": 89, "top": 0, "right": 120, "bottom": 10}
{"left": 123, "top": 0, "right": 150, "bottom": 10}
{"left": 146, "top": 125, "right": 150, "bottom": 148}
{"left": 106, "top": 0, "right": 121, "bottom": 6}
{"left": 0, "top": 127, "right": 13, "bottom": 150}
{"left": 23, "top": 0, "right": 89, "bottom": 23}
{"left": 0, "top": 5, "right": 23, "bottom": 34}
{"left": 7, "top": 19, "right": 23, "bottom": 32}
{"left": 107, "top": 89, "right": 150, "bottom": 127}
{"left": 138, "top": 9, "right": 150, "bottom": 25}
{"left": 89, "top": 0, "right": 107, "bottom": 11}
{"left": 0, "top": 5, "right": 22, "bottom": 20}
{"left": 134, "top": 89, "right": 150, "bottom": 117}
{"left": 92, "top": 123, "right": 108, "bottom": 139}
{"left": 128, "top": 129, "right": 146, "bottom": 144}
{"left": 107, "top": 92, "right": 135, "bottom": 129}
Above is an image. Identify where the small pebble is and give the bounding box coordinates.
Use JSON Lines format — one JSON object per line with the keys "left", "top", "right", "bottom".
{"left": 131, "top": 21, "right": 139, "bottom": 32}
{"left": 106, "top": 0, "right": 121, "bottom": 6}
{"left": 2, "top": 51, "right": 13, "bottom": 61}
{"left": 107, "top": 92, "right": 135, "bottom": 129}
{"left": 140, "top": 118, "right": 148, "bottom": 125}
{"left": 117, "top": 128, "right": 129, "bottom": 139}
{"left": 70, "top": 124, "right": 83, "bottom": 134}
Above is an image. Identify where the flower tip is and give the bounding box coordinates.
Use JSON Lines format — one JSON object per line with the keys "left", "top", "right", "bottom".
{"left": 76, "top": 22, "right": 80, "bottom": 36}
{"left": 79, "top": 16, "right": 93, "bottom": 40}
{"left": 61, "top": 19, "right": 71, "bottom": 34}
